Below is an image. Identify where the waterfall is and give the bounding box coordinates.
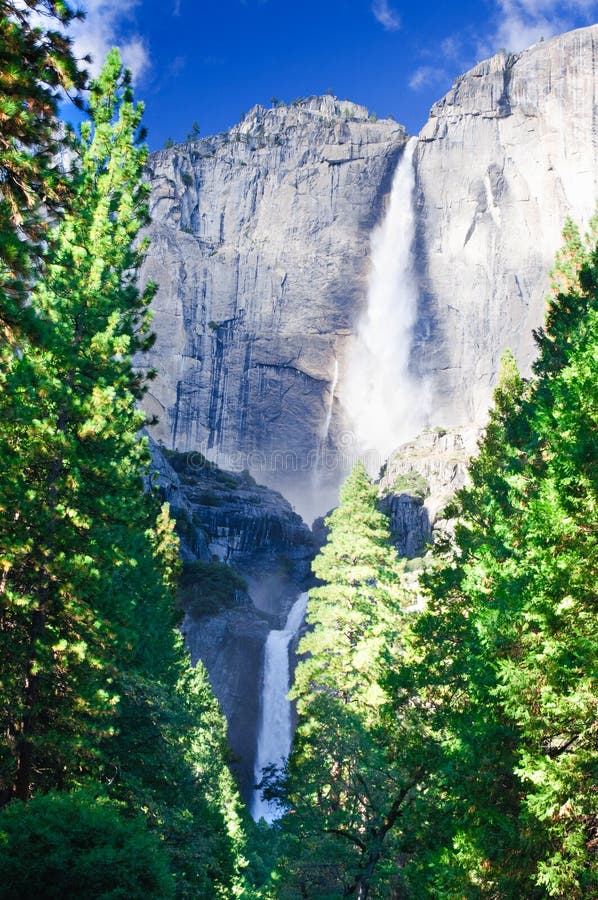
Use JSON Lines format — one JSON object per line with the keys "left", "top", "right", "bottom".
{"left": 251, "top": 592, "right": 309, "bottom": 823}
{"left": 322, "top": 357, "right": 339, "bottom": 442}
{"left": 341, "top": 137, "right": 428, "bottom": 471}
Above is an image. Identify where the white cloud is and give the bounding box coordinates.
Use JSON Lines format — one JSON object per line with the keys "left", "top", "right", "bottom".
{"left": 440, "top": 35, "right": 463, "bottom": 62}
{"left": 409, "top": 66, "right": 449, "bottom": 91}
{"left": 487, "top": 0, "right": 598, "bottom": 53}
{"left": 372, "top": 0, "right": 401, "bottom": 32}
{"left": 70, "top": 0, "right": 150, "bottom": 83}
{"left": 407, "top": 0, "right": 597, "bottom": 101}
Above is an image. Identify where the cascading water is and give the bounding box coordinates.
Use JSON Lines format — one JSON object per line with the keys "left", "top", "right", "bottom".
{"left": 321, "top": 357, "right": 339, "bottom": 444}
{"left": 250, "top": 594, "right": 309, "bottom": 822}
{"left": 341, "top": 137, "right": 429, "bottom": 471}
{"left": 302, "top": 357, "right": 341, "bottom": 525}
{"left": 251, "top": 592, "right": 309, "bottom": 823}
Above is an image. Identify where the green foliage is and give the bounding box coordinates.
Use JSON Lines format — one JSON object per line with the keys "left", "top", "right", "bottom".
{"left": 0, "top": 0, "right": 85, "bottom": 337}
{"left": 404, "top": 218, "right": 598, "bottom": 896}
{"left": 163, "top": 446, "right": 212, "bottom": 471}
{"left": 179, "top": 560, "right": 247, "bottom": 618}
{"left": 0, "top": 49, "right": 249, "bottom": 896}
{"left": 186, "top": 120, "right": 200, "bottom": 141}
{"left": 388, "top": 468, "right": 429, "bottom": 499}
{"left": 105, "top": 655, "right": 248, "bottom": 898}
{"left": 0, "top": 48, "right": 156, "bottom": 803}
{"left": 0, "top": 790, "right": 175, "bottom": 899}
{"left": 275, "top": 463, "right": 423, "bottom": 897}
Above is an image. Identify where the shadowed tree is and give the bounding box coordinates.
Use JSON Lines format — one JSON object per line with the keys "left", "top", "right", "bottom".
{"left": 0, "top": 50, "right": 249, "bottom": 895}
{"left": 405, "top": 218, "right": 598, "bottom": 898}
{"left": 0, "top": 0, "right": 85, "bottom": 337}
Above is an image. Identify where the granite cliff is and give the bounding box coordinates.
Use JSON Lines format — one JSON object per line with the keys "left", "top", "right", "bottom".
{"left": 413, "top": 25, "right": 598, "bottom": 425}
{"left": 140, "top": 97, "right": 407, "bottom": 519}
{"left": 140, "top": 26, "right": 598, "bottom": 520}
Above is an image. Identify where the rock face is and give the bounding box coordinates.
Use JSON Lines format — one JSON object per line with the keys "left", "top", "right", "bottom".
{"left": 379, "top": 426, "right": 481, "bottom": 558}
{"left": 140, "top": 28, "right": 598, "bottom": 523}
{"left": 413, "top": 26, "right": 598, "bottom": 425}
{"left": 139, "top": 98, "right": 407, "bottom": 520}
{"left": 149, "top": 439, "right": 315, "bottom": 799}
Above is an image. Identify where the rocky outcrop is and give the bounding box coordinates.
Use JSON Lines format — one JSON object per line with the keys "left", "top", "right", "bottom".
{"left": 139, "top": 98, "right": 407, "bottom": 520}
{"left": 413, "top": 26, "right": 598, "bottom": 425}
{"left": 149, "top": 439, "right": 315, "bottom": 798}
{"left": 379, "top": 426, "right": 481, "bottom": 558}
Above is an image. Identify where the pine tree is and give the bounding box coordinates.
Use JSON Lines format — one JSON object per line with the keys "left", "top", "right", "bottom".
{"left": 0, "top": 789, "right": 176, "bottom": 899}
{"left": 277, "top": 463, "right": 424, "bottom": 899}
{"left": 496, "top": 218, "right": 598, "bottom": 898}
{"left": 402, "top": 352, "right": 532, "bottom": 897}
{"left": 0, "top": 0, "right": 85, "bottom": 336}
{"left": 407, "top": 218, "right": 598, "bottom": 898}
{"left": 0, "top": 51, "right": 249, "bottom": 894}
{"left": 0, "top": 48, "right": 155, "bottom": 803}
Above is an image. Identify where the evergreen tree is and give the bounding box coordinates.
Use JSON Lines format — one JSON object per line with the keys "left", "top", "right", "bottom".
{"left": 276, "top": 463, "right": 425, "bottom": 899}
{"left": 0, "top": 50, "right": 248, "bottom": 895}
{"left": 0, "top": 48, "right": 155, "bottom": 803}
{"left": 0, "top": 0, "right": 85, "bottom": 335}
{"left": 498, "top": 218, "right": 598, "bottom": 897}
{"left": 0, "top": 789, "right": 176, "bottom": 899}
{"left": 400, "top": 352, "right": 532, "bottom": 897}
{"left": 406, "top": 218, "right": 598, "bottom": 898}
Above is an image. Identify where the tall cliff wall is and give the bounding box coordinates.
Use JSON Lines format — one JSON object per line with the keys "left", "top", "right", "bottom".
{"left": 413, "top": 25, "right": 598, "bottom": 425}
{"left": 140, "top": 26, "right": 598, "bottom": 519}
{"left": 139, "top": 97, "right": 406, "bottom": 518}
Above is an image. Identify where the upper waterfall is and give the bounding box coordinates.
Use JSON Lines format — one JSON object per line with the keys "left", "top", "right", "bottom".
{"left": 341, "top": 137, "right": 429, "bottom": 470}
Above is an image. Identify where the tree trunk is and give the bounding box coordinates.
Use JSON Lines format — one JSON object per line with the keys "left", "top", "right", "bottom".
{"left": 345, "top": 837, "right": 383, "bottom": 899}
{"left": 12, "top": 606, "right": 44, "bottom": 801}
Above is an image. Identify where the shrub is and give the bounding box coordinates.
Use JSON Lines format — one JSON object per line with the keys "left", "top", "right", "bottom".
{"left": 391, "top": 469, "right": 429, "bottom": 499}
{"left": 0, "top": 790, "right": 175, "bottom": 899}
{"left": 178, "top": 560, "right": 247, "bottom": 618}
{"left": 194, "top": 491, "right": 221, "bottom": 507}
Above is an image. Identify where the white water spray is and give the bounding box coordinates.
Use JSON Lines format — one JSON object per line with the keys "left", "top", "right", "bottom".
{"left": 322, "top": 358, "right": 339, "bottom": 442}
{"left": 341, "top": 137, "right": 428, "bottom": 469}
{"left": 251, "top": 592, "right": 309, "bottom": 823}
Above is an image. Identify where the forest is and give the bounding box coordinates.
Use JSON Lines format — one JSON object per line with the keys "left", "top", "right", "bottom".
{"left": 0, "top": 3, "right": 596, "bottom": 898}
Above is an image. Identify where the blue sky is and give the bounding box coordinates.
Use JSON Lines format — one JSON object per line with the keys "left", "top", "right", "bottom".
{"left": 68, "top": 1, "right": 598, "bottom": 149}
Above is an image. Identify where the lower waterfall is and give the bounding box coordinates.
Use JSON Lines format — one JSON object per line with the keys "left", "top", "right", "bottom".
{"left": 251, "top": 591, "right": 309, "bottom": 823}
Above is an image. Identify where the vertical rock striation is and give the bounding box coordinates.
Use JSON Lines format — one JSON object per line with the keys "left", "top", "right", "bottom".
{"left": 139, "top": 98, "right": 407, "bottom": 518}
{"left": 413, "top": 26, "right": 598, "bottom": 425}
